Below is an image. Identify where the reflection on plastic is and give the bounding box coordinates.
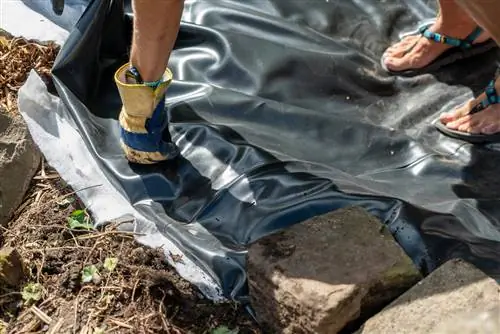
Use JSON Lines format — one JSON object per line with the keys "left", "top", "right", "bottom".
{"left": 51, "top": 0, "right": 500, "bottom": 299}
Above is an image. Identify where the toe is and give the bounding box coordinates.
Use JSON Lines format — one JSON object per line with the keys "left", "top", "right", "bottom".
{"left": 385, "top": 46, "right": 410, "bottom": 58}
{"left": 446, "top": 104, "right": 500, "bottom": 135}
{"left": 457, "top": 122, "right": 471, "bottom": 133}
{"left": 384, "top": 51, "right": 422, "bottom": 71}
{"left": 457, "top": 119, "right": 481, "bottom": 134}
{"left": 383, "top": 49, "right": 411, "bottom": 70}
{"left": 446, "top": 114, "right": 471, "bottom": 130}
{"left": 384, "top": 36, "right": 419, "bottom": 57}
{"left": 439, "top": 112, "right": 455, "bottom": 124}
{"left": 440, "top": 101, "right": 475, "bottom": 124}
{"left": 440, "top": 111, "right": 464, "bottom": 124}
{"left": 383, "top": 56, "right": 402, "bottom": 70}
{"left": 384, "top": 39, "right": 441, "bottom": 71}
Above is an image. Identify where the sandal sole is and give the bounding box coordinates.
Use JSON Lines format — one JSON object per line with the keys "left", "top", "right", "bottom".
{"left": 433, "top": 117, "right": 500, "bottom": 144}
{"left": 381, "top": 39, "right": 497, "bottom": 76}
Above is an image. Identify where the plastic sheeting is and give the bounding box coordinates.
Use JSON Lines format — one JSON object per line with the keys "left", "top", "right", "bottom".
{"left": 16, "top": 0, "right": 500, "bottom": 301}
{"left": 1, "top": 0, "right": 87, "bottom": 44}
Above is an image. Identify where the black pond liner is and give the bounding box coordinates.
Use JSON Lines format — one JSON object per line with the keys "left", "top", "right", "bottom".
{"left": 49, "top": 0, "right": 500, "bottom": 303}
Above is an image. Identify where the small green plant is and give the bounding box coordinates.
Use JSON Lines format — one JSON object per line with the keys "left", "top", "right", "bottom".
{"left": 211, "top": 326, "right": 239, "bottom": 334}
{"left": 81, "top": 265, "right": 100, "bottom": 284}
{"left": 67, "top": 209, "right": 93, "bottom": 230}
{"left": 21, "top": 283, "right": 43, "bottom": 304}
{"left": 103, "top": 257, "right": 118, "bottom": 272}
{"left": 93, "top": 325, "right": 106, "bottom": 334}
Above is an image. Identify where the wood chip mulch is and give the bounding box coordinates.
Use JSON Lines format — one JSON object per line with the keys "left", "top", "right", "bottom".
{"left": 0, "top": 29, "right": 58, "bottom": 114}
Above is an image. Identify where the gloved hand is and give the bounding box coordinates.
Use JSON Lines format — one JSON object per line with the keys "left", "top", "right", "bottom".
{"left": 114, "top": 63, "right": 179, "bottom": 164}
{"left": 51, "top": 0, "right": 65, "bottom": 15}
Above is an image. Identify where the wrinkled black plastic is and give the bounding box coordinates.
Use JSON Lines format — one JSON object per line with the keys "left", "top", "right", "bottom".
{"left": 51, "top": 0, "right": 500, "bottom": 299}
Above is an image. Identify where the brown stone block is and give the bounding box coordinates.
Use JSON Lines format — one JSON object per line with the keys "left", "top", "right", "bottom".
{"left": 247, "top": 207, "right": 422, "bottom": 334}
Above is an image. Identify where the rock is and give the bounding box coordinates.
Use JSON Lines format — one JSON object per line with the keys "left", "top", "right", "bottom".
{"left": 356, "top": 259, "right": 500, "bottom": 334}
{"left": 432, "top": 305, "right": 500, "bottom": 334}
{"left": 0, "top": 247, "right": 26, "bottom": 287}
{"left": 0, "top": 111, "right": 40, "bottom": 225}
{"left": 247, "top": 207, "right": 422, "bottom": 334}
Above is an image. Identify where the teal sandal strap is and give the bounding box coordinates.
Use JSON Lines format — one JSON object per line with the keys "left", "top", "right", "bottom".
{"left": 470, "top": 79, "right": 500, "bottom": 114}
{"left": 464, "top": 26, "right": 483, "bottom": 44}
{"left": 419, "top": 26, "right": 483, "bottom": 49}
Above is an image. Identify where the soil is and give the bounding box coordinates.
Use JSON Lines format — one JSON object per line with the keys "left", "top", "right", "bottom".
{"left": 0, "top": 31, "right": 262, "bottom": 334}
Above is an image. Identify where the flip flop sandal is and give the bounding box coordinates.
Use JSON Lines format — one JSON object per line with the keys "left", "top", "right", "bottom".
{"left": 381, "top": 24, "right": 497, "bottom": 76}
{"left": 434, "top": 79, "right": 500, "bottom": 143}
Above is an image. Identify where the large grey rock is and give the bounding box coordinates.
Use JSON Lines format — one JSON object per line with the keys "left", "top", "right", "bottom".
{"left": 0, "top": 112, "right": 40, "bottom": 225}
{"left": 247, "top": 207, "right": 422, "bottom": 334}
{"left": 432, "top": 306, "right": 500, "bottom": 334}
{"left": 357, "top": 259, "right": 500, "bottom": 334}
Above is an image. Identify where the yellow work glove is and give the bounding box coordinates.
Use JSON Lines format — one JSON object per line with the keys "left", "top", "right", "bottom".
{"left": 114, "top": 63, "right": 179, "bottom": 164}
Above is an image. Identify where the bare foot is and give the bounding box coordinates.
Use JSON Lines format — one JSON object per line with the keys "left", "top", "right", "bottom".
{"left": 383, "top": 19, "right": 490, "bottom": 72}
{"left": 439, "top": 77, "right": 500, "bottom": 135}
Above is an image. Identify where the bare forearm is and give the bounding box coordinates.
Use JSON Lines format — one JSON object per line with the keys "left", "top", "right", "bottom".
{"left": 130, "top": 0, "right": 184, "bottom": 82}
